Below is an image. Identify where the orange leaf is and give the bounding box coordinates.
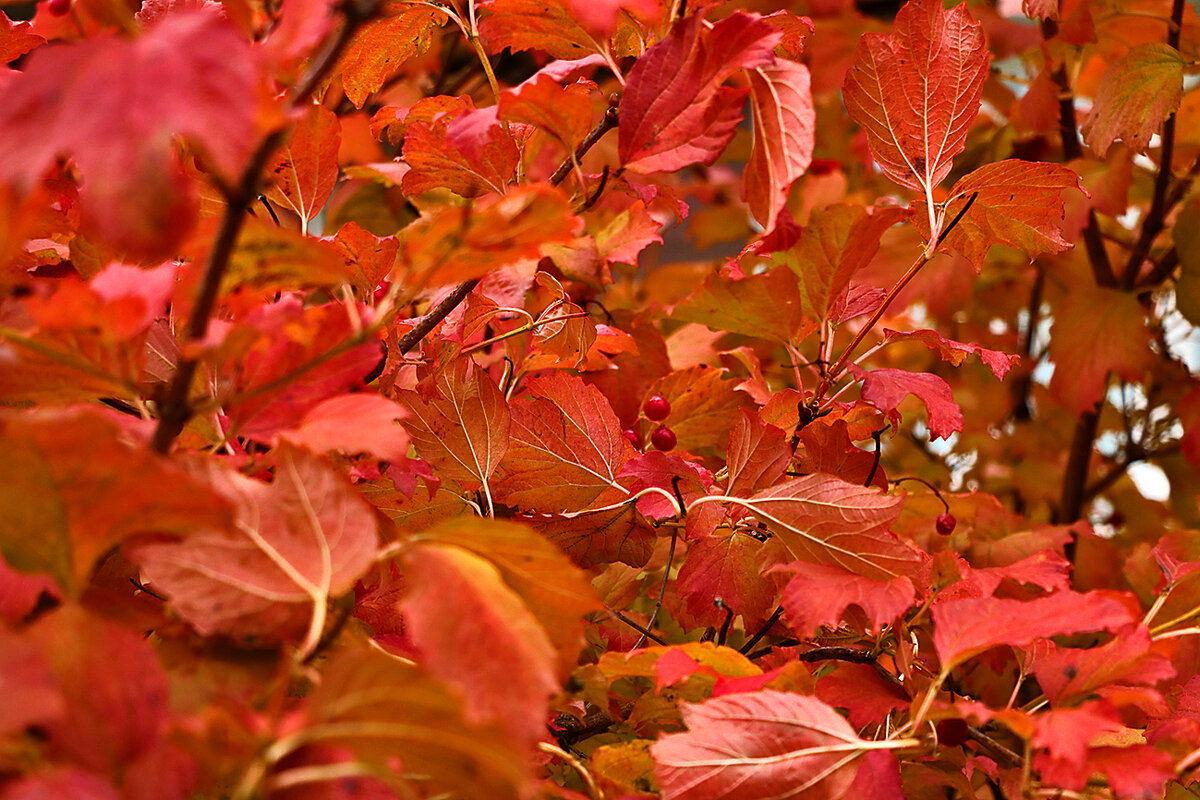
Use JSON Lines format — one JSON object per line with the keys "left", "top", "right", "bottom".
{"left": 264, "top": 104, "right": 341, "bottom": 225}
{"left": 743, "top": 59, "right": 814, "bottom": 231}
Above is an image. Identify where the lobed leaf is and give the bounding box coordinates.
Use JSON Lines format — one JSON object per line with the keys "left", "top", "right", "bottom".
{"left": 1081, "top": 43, "right": 1186, "bottom": 157}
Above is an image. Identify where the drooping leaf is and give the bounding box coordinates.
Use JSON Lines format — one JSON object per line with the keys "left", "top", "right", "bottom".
{"left": 619, "top": 12, "right": 780, "bottom": 174}
{"left": 776, "top": 561, "right": 916, "bottom": 638}
{"left": 880, "top": 328, "right": 1020, "bottom": 380}
{"left": 129, "top": 444, "right": 379, "bottom": 641}
{"left": 0, "top": 8, "right": 263, "bottom": 258}
{"left": 842, "top": 0, "right": 990, "bottom": 193}
{"left": 931, "top": 590, "right": 1136, "bottom": 670}
{"left": 478, "top": 0, "right": 604, "bottom": 60}
{"left": 0, "top": 406, "right": 231, "bottom": 592}
{"left": 743, "top": 59, "right": 815, "bottom": 231}
{"left": 336, "top": 3, "right": 446, "bottom": 108}
{"left": 1081, "top": 43, "right": 1186, "bottom": 157}
{"left": 739, "top": 473, "right": 926, "bottom": 581}
{"left": 924, "top": 160, "right": 1082, "bottom": 269}
{"left": 327, "top": 221, "right": 398, "bottom": 295}
{"left": 263, "top": 103, "right": 341, "bottom": 225}
{"left": 303, "top": 644, "right": 530, "bottom": 799}
{"left": 850, "top": 364, "right": 964, "bottom": 441}
{"left": 410, "top": 518, "right": 600, "bottom": 677}
{"left": 652, "top": 691, "right": 871, "bottom": 800}
{"left": 1047, "top": 285, "right": 1153, "bottom": 415}
{"left": 672, "top": 264, "right": 817, "bottom": 344}
{"left": 398, "top": 358, "right": 510, "bottom": 491}
{"left": 402, "top": 542, "right": 560, "bottom": 749}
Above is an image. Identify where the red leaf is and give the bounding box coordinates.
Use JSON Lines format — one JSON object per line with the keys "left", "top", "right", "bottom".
{"left": 278, "top": 393, "right": 410, "bottom": 462}
{"left": 644, "top": 365, "right": 755, "bottom": 457}
{"left": 652, "top": 691, "right": 869, "bottom": 800}
{"left": 619, "top": 13, "right": 780, "bottom": 173}
{"left": 478, "top": 0, "right": 607, "bottom": 59}
{"left": 740, "top": 474, "right": 926, "bottom": 581}
{"left": 1031, "top": 701, "right": 1123, "bottom": 791}
{"left": 398, "top": 366, "right": 507, "bottom": 498}
{"left": 776, "top": 562, "right": 916, "bottom": 638}
{"left": 402, "top": 542, "right": 560, "bottom": 749}
{"left": 0, "top": 627, "right": 64, "bottom": 738}
{"left": 724, "top": 411, "right": 792, "bottom": 499}
{"left": 849, "top": 364, "right": 964, "bottom": 441}
{"left": 931, "top": 590, "right": 1136, "bottom": 670}
{"left": 130, "top": 445, "right": 379, "bottom": 643}
{"left": 881, "top": 328, "right": 1020, "bottom": 380}
{"left": 1081, "top": 43, "right": 1186, "bottom": 157}
{"left": 816, "top": 662, "right": 910, "bottom": 726}
{"left": 0, "top": 768, "right": 121, "bottom": 800}
{"left": 494, "top": 372, "right": 632, "bottom": 512}
{"left": 222, "top": 299, "right": 382, "bottom": 440}
{"left": 1030, "top": 626, "right": 1175, "bottom": 707}
{"left": 0, "top": 12, "right": 43, "bottom": 64}
{"left": 675, "top": 530, "right": 789, "bottom": 632}
{"left": 795, "top": 418, "right": 887, "bottom": 489}
{"left": 264, "top": 103, "right": 341, "bottom": 225}
{"left": 527, "top": 503, "right": 657, "bottom": 568}
{"left": 924, "top": 160, "right": 1083, "bottom": 269}
{"left": 336, "top": 4, "right": 445, "bottom": 108}
{"left": 401, "top": 101, "right": 519, "bottom": 198}
{"left": 842, "top": 0, "right": 990, "bottom": 194}
{"left": 327, "top": 221, "right": 399, "bottom": 294}
{"left": 500, "top": 73, "right": 595, "bottom": 152}
{"left": 0, "top": 406, "right": 232, "bottom": 592}
{"left": 0, "top": 9, "right": 262, "bottom": 257}
{"left": 1047, "top": 285, "right": 1154, "bottom": 415}
{"left": 28, "top": 606, "right": 170, "bottom": 774}
{"left": 743, "top": 59, "right": 815, "bottom": 231}
{"left": 619, "top": 450, "right": 723, "bottom": 538}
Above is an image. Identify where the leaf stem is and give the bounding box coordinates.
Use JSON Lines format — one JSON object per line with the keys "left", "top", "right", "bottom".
{"left": 633, "top": 527, "right": 678, "bottom": 649}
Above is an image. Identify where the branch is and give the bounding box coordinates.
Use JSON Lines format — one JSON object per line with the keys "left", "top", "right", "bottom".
{"left": 150, "top": 0, "right": 379, "bottom": 455}
{"left": 1059, "top": 408, "right": 1100, "bottom": 525}
{"left": 393, "top": 101, "right": 622, "bottom": 359}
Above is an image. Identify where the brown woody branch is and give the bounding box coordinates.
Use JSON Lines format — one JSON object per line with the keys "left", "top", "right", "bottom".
{"left": 150, "top": 0, "right": 380, "bottom": 454}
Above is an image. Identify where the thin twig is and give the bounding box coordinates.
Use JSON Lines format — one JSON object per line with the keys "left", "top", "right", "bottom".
{"left": 740, "top": 605, "right": 785, "bottom": 655}
{"left": 633, "top": 528, "right": 678, "bottom": 649}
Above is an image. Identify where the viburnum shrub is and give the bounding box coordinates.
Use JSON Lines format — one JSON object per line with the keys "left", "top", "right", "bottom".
{"left": 2, "top": 0, "right": 1200, "bottom": 796}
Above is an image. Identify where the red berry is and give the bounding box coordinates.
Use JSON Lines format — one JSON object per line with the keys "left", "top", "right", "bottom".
{"left": 373, "top": 280, "right": 391, "bottom": 303}
{"left": 47, "top": 0, "right": 71, "bottom": 15}
{"left": 623, "top": 429, "right": 641, "bottom": 449}
{"left": 935, "top": 718, "right": 970, "bottom": 747}
{"left": 651, "top": 425, "right": 676, "bottom": 452}
{"left": 936, "top": 512, "right": 957, "bottom": 536}
{"left": 643, "top": 394, "right": 671, "bottom": 421}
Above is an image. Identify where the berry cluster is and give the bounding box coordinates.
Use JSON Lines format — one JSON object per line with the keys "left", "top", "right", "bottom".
{"left": 623, "top": 395, "right": 676, "bottom": 451}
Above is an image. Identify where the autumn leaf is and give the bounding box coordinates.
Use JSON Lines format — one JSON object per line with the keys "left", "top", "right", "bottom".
{"left": 1081, "top": 43, "right": 1186, "bottom": 157}
{"left": 302, "top": 644, "right": 530, "bottom": 799}
{"left": 0, "top": 8, "right": 263, "bottom": 258}
{"left": 849, "top": 364, "right": 964, "bottom": 441}
{"left": 726, "top": 473, "right": 926, "bottom": 581}
{"left": 478, "top": 0, "right": 604, "bottom": 60}
{"left": 744, "top": 59, "right": 815, "bottom": 231}
{"left": 221, "top": 217, "right": 353, "bottom": 293}
{"left": 923, "top": 160, "right": 1082, "bottom": 269}
{"left": 1047, "top": 285, "right": 1153, "bottom": 415}
{"left": 1029, "top": 626, "right": 1175, "bottom": 707}
{"left": 527, "top": 502, "right": 657, "bottom": 568}
{"left": 724, "top": 410, "right": 792, "bottom": 499}
{"left": 129, "top": 444, "right": 379, "bottom": 646}
{"left": 493, "top": 372, "right": 633, "bottom": 512}
{"left": 644, "top": 366, "right": 754, "bottom": 457}
{"left": 394, "top": 183, "right": 579, "bottom": 287}
{"left": 263, "top": 103, "right": 340, "bottom": 227}
{"left": 931, "top": 590, "right": 1136, "bottom": 670}
{"left": 619, "top": 12, "right": 780, "bottom": 173}
{"left": 398, "top": 358, "right": 510, "bottom": 496}
{"left": 0, "top": 406, "right": 231, "bottom": 592}
{"left": 500, "top": 73, "right": 595, "bottom": 153}
{"left": 410, "top": 518, "right": 600, "bottom": 677}
{"left": 402, "top": 542, "right": 560, "bottom": 749}
{"left": 652, "top": 691, "right": 874, "bottom": 800}
{"left": 335, "top": 3, "right": 446, "bottom": 108}
{"left": 327, "top": 220, "right": 398, "bottom": 295}
{"left": 842, "top": 0, "right": 989, "bottom": 196}
{"left": 277, "top": 393, "right": 410, "bottom": 462}
{"left": 675, "top": 530, "right": 790, "bottom": 631}
{"left": 880, "top": 328, "right": 1020, "bottom": 380}
{"left": 672, "top": 264, "right": 817, "bottom": 344}
{"left": 401, "top": 102, "right": 520, "bottom": 198}
{"left": 776, "top": 562, "right": 917, "bottom": 638}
